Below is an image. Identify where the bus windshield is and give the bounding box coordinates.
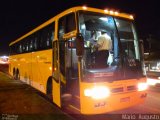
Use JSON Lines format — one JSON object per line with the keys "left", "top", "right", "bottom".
{"left": 78, "top": 11, "right": 142, "bottom": 82}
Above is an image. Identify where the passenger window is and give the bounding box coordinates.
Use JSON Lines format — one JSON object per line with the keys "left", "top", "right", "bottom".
{"left": 58, "top": 13, "right": 76, "bottom": 39}
{"left": 39, "top": 23, "right": 55, "bottom": 49}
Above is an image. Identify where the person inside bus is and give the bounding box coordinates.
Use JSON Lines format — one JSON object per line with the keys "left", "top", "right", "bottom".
{"left": 84, "top": 31, "right": 97, "bottom": 68}
{"left": 89, "top": 31, "right": 97, "bottom": 46}
{"left": 94, "top": 31, "right": 112, "bottom": 68}
{"left": 84, "top": 31, "right": 96, "bottom": 48}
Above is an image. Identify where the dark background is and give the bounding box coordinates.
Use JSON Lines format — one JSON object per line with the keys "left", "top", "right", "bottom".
{"left": 0, "top": 0, "right": 160, "bottom": 56}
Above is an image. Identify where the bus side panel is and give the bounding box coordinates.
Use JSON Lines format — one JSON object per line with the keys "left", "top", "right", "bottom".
{"left": 9, "top": 49, "right": 52, "bottom": 95}
{"left": 19, "top": 53, "right": 31, "bottom": 84}
{"left": 31, "top": 49, "right": 52, "bottom": 94}
{"left": 9, "top": 53, "right": 31, "bottom": 82}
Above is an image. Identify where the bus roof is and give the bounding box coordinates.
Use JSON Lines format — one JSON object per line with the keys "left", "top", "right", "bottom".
{"left": 9, "top": 6, "right": 134, "bottom": 46}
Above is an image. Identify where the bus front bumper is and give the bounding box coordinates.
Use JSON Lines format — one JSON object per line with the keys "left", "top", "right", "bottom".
{"left": 80, "top": 90, "right": 147, "bottom": 114}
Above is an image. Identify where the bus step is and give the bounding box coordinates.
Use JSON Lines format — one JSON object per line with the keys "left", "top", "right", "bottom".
{"left": 69, "top": 95, "right": 80, "bottom": 109}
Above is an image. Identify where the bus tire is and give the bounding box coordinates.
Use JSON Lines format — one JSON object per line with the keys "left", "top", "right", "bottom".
{"left": 46, "top": 77, "right": 53, "bottom": 100}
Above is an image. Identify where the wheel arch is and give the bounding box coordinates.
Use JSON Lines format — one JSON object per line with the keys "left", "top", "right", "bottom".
{"left": 46, "top": 76, "right": 53, "bottom": 95}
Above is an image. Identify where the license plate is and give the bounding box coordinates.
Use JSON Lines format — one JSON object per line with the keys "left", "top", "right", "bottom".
{"left": 120, "top": 97, "right": 130, "bottom": 102}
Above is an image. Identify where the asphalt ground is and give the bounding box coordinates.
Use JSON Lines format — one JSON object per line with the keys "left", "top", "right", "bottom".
{"left": 0, "top": 65, "right": 74, "bottom": 120}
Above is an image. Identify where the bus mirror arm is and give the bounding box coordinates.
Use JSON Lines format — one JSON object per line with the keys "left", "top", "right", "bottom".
{"left": 75, "top": 33, "right": 84, "bottom": 56}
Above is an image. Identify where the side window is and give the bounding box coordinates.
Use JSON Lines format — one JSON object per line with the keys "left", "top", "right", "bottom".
{"left": 39, "top": 29, "right": 44, "bottom": 50}
{"left": 47, "top": 23, "right": 55, "bottom": 48}
{"left": 22, "top": 39, "right": 26, "bottom": 52}
{"left": 34, "top": 32, "right": 40, "bottom": 50}
{"left": 34, "top": 37, "right": 38, "bottom": 50}
{"left": 58, "top": 17, "right": 65, "bottom": 39}
{"left": 10, "top": 22, "right": 55, "bottom": 54}
{"left": 58, "top": 13, "right": 76, "bottom": 39}
{"left": 66, "top": 13, "right": 76, "bottom": 33}
{"left": 19, "top": 44, "right": 22, "bottom": 53}
{"left": 39, "top": 22, "right": 55, "bottom": 50}
{"left": 29, "top": 38, "right": 33, "bottom": 52}
{"left": 26, "top": 41, "right": 29, "bottom": 52}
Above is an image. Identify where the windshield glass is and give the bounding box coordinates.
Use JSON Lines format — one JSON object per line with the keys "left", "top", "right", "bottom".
{"left": 78, "top": 11, "right": 142, "bottom": 82}
{"left": 115, "top": 18, "right": 140, "bottom": 60}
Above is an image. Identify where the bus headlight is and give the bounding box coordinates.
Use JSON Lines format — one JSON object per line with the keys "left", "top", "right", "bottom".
{"left": 84, "top": 86, "right": 110, "bottom": 99}
{"left": 138, "top": 83, "right": 148, "bottom": 91}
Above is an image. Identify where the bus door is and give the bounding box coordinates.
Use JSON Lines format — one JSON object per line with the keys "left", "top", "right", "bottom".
{"left": 52, "top": 41, "right": 61, "bottom": 107}
{"left": 57, "top": 12, "right": 79, "bottom": 107}
{"left": 59, "top": 38, "right": 79, "bottom": 107}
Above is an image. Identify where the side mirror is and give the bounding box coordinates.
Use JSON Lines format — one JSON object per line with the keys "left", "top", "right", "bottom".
{"left": 75, "top": 33, "right": 84, "bottom": 56}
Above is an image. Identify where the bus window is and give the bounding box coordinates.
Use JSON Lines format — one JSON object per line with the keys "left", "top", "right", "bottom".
{"left": 115, "top": 18, "right": 144, "bottom": 79}
{"left": 26, "top": 42, "right": 29, "bottom": 52}
{"left": 115, "top": 18, "right": 140, "bottom": 60}
{"left": 29, "top": 39, "right": 33, "bottom": 52}
{"left": 17, "top": 43, "right": 22, "bottom": 54}
{"left": 39, "top": 23, "right": 55, "bottom": 50}
{"left": 47, "top": 22, "right": 55, "bottom": 48}
{"left": 22, "top": 40, "right": 26, "bottom": 52}
{"left": 58, "top": 13, "right": 76, "bottom": 39}
{"left": 33, "top": 37, "right": 38, "bottom": 50}
{"left": 79, "top": 12, "right": 116, "bottom": 69}
{"left": 65, "top": 13, "right": 76, "bottom": 32}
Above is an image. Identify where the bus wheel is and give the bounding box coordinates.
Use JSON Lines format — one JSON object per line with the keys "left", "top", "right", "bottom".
{"left": 46, "top": 77, "right": 53, "bottom": 100}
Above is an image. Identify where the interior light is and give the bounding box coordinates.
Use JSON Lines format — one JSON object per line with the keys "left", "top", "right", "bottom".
{"left": 99, "top": 17, "right": 108, "bottom": 21}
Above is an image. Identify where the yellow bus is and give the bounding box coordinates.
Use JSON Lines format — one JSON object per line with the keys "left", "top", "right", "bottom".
{"left": 9, "top": 6, "right": 148, "bottom": 114}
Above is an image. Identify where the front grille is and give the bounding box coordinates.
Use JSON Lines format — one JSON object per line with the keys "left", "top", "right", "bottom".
{"left": 111, "top": 87, "right": 123, "bottom": 93}
{"left": 111, "top": 85, "right": 137, "bottom": 94}
{"left": 127, "top": 85, "right": 137, "bottom": 91}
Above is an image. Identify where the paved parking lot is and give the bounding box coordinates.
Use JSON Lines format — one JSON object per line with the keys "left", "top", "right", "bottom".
{"left": 0, "top": 71, "right": 73, "bottom": 120}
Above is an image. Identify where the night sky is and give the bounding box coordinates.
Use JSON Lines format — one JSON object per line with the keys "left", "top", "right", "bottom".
{"left": 0, "top": 0, "right": 160, "bottom": 56}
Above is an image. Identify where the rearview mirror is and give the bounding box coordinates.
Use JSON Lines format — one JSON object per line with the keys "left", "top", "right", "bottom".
{"left": 75, "top": 33, "right": 84, "bottom": 56}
